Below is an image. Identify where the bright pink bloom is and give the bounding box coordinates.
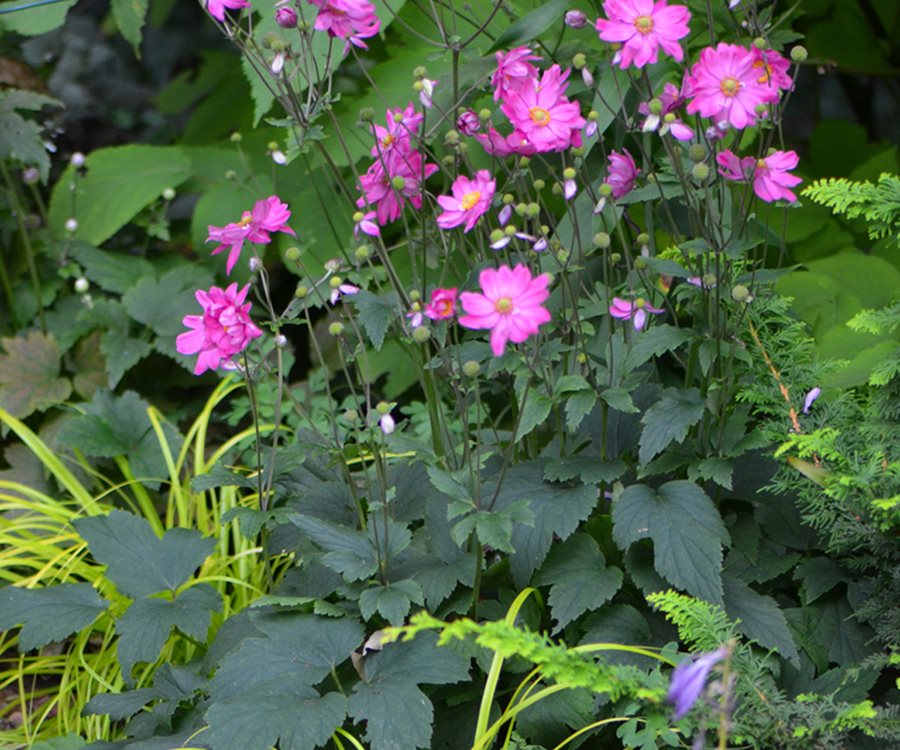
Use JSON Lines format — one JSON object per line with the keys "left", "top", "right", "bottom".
{"left": 458, "top": 264, "right": 551, "bottom": 357}
{"left": 716, "top": 149, "right": 802, "bottom": 203}
{"left": 370, "top": 104, "right": 424, "bottom": 159}
{"left": 609, "top": 296, "right": 664, "bottom": 330}
{"left": 207, "top": 196, "right": 295, "bottom": 275}
{"left": 607, "top": 149, "right": 640, "bottom": 199}
{"left": 686, "top": 43, "right": 780, "bottom": 129}
{"left": 595, "top": 0, "right": 691, "bottom": 69}
{"left": 310, "top": 0, "right": 380, "bottom": 50}
{"left": 500, "top": 65, "right": 586, "bottom": 153}
{"left": 177, "top": 283, "right": 262, "bottom": 375}
{"left": 491, "top": 47, "right": 542, "bottom": 102}
{"left": 474, "top": 127, "right": 537, "bottom": 158}
{"left": 356, "top": 149, "right": 439, "bottom": 225}
{"left": 207, "top": 0, "right": 250, "bottom": 22}
{"left": 424, "top": 288, "right": 458, "bottom": 321}
{"left": 751, "top": 48, "right": 793, "bottom": 91}
{"left": 437, "top": 171, "right": 496, "bottom": 232}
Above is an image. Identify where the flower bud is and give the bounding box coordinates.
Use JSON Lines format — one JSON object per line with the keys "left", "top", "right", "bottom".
{"left": 230, "top": 132, "right": 242, "bottom": 143}
{"left": 572, "top": 53, "right": 587, "bottom": 69}
{"left": 344, "top": 409, "right": 359, "bottom": 424}
{"left": 391, "top": 175, "right": 407, "bottom": 190}
{"left": 688, "top": 144, "right": 706, "bottom": 162}
{"left": 526, "top": 202, "right": 540, "bottom": 218}
{"left": 65, "top": 218, "right": 78, "bottom": 232}
{"left": 702, "top": 273, "right": 717, "bottom": 288}
{"left": 355, "top": 245, "right": 370, "bottom": 261}
{"left": 731, "top": 284, "right": 751, "bottom": 303}
{"left": 274, "top": 333, "right": 288, "bottom": 348}
{"left": 752, "top": 37, "right": 767, "bottom": 50}
{"left": 70, "top": 152, "right": 86, "bottom": 167}
{"left": 576, "top": 352, "right": 588, "bottom": 364}
{"left": 225, "top": 169, "right": 237, "bottom": 180}
{"left": 285, "top": 246, "right": 301, "bottom": 262}
{"left": 412, "top": 66, "right": 427, "bottom": 78}
{"left": 359, "top": 107, "right": 376, "bottom": 122}
{"left": 599, "top": 183, "right": 613, "bottom": 197}
{"left": 462, "top": 360, "right": 481, "bottom": 377}
{"left": 490, "top": 229, "right": 505, "bottom": 243}
{"left": 412, "top": 326, "right": 431, "bottom": 343}
{"left": 276, "top": 7, "right": 298, "bottom": 28}
{"left": 478, "top": 108, "right": 492, "bottom": 121}
{"left": 515, "top": 202, "right": 527, "bottom": 216}
{"left": 634, "top": 257, "right": 648, "bottom": 270}
{"left": 294, "top": 284, "right": 308, "bottom": 298}
{"left": 533, "top": 178, "right": 545, "bottom": 190}
{"left": 444, "top": 129, "right": 460, "bottom": 145}
{"left": 565, "top": 10, "right": 587, "bottom": 28}
{"left": 22, "top": 167, "right": 40, "bottom": 185}
{"left": 330, "top": 276, "right": 343, "bottom": 289}
{"left": 563, "top": 167, "right": 577, "bottom": 180}
{"left": 593, "top": 232, "right": 610, "bottom": 248}
{"left": 610, "top": 252, "right": 621, "bottom": 263}
{"left": 329, "top": 322, "right": 345, "bottom": 336}
{"left": 790, "top": 45, "right": 808, "bottom": 62}
{"left": 161, "top": 187, "right": 176, "bottom": 201}
{"left": 74, "top": 277, "right": 89, "bottom": 294}
{"left": 376, "top": 400, "right": 391, "bottom": 415}
{"left": 249, "top": 256, "right": 263, "bottom": 272}
{"left": 648, "top": 97, "right": 663, "bottom": 115}
{"left": 409, "top": 290, "right": 421, "bottom": 302}
{"left": 636, "top": 233, "right": 649, "bottom": 245}
{"left": 551, "top": 182, "right": 563, "bottom": 196}
{"left": 504, "top": 224, "right": 517, "bottom": 237}
{"left": 519, "top": 156, "right": 531, "bottom": 167}
{"left": 457, "top": 109, "right": 480, "bottom": 135}
{"left": 691, "top": 162, "right": 710, "bottom": 181}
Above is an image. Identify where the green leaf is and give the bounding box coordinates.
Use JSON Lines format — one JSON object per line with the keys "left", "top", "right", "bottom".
{"left": 116, "top": 587, "right": 220, "bottom": 680}
{"left": 488, "top": 0, "right": 569, "bottom": 52}
{"left": 290, "top": 515, "right": 378, "bottom": 581}
{"left": 601, "top": 387, "right": 639, "bottom": 414}
{"left": 543, "top": 457, "right": 625, "bottom": 484}
{"left": 29, "top": 735, "right": 86, "bottom": 750}
{"left": 519, "top": 391, "right": 553, "bottom": 438}
{"left": 639, "top": 388, "right": 704, "bottom": 465}
{"left": 85, "top": 664, "right": 204, "bottom": 720}
{"left": 688, "top": 457, "right": 733, "bottom": 490}
{"left": 623, "top": 325, "right": 692, "bottom": 370}
{"left": 564, "top": 390, "right": 597, "bottom": 432}
{"left": 0, "top": 0, "right": 77, "bottom": 35}
{"left": 534, "top": 534, "right": 623, "bottom": 632}
{"left": 111, "top": 0, "right": 148, "bottom": 56}
{"left": 351, "top": 290, "right": 396, "bottom": 351}
{"left": 451, "top": 502, "right": 533, "bottom": 554}
{"left": 74, "top": 510, "right": 215, "bottom": 598}
{"left": 349, "top": 633, "right": 470, "bottom": 750}
{"left": 48, "top": 145, "right": 191, "bottom": 245}
{"left": 101, "top": 329, "right": 153, "bottom": 388}
{"left": 722, "top": 575, "right": 799, "bottom": 666}
{"left": 0, "top": 583, "right": 109, "bottom": 651}
{"left": 807, "top": 592, "right": 876, "bottom": 666}
{"left": 795, "top": 557, "right": 850, "bottom": 605}
{"left": 0, "top": 89, "right": 61, "bottom": 179}
{"left": 492, "top": 462, "right": 600, "bottom": 588}
{"left": 358, "top": 579, "right": 424, "bottom": 625}
{"left": 205, "top": 690, "right": 347, "bottom": 750}
{"left": 69, "top": 243, "right": 155, "bottom": 294}
{"left": 0, "top": 332, "right": 72, "bottom": 418}
{"left": 612, "top": 481, "right": 729, "bottom": 604}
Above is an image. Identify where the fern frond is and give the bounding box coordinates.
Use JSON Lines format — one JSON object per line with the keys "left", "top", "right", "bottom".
{"left": 802, "top": 173, "right": 900, "bottom": 245}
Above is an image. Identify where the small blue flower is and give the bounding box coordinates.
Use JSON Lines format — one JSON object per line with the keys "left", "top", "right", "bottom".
{"left": 667, "top": 646, "right": 727, "bottom": 719}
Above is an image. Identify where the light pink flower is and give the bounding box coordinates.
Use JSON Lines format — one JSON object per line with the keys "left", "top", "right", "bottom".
{"left": 595, "top": 0, "right": 691, "bottom": 69}
{"left": 609, "top": 296, "right": 664, "bottom": 330}
{"left": 354, "top": 210, "right": 380, "bottom": 238}
{"left": 177, "top": 283, "right": 262, "bottom": 375}
{"left": 207, "top": 0, "right": 250, "bottom": 22}
{"left": 565, "top": 10, "right": 588, "bottom": 28}
{"left": 500, "top": 65, "right": 586, "bottom": 153}
{"left": 458, "top": 264, "right": 551, "bottom": 357}
{"left": 418, "top": 78, "right": 438, "bottom": 108}
{"left": 310, "top": 0, "right": 380, "bottom": 50}
{"left": 330, "top": 282, "right": 360, "bottom": 304}
{"left": 639, "top": 82, "right": 693, "bottom": 140}
{"left": 716, "top": 149, "right": 802, "bottom": 203}
{"left": 437, "top": 171, "right": 496, "bottom": 232}
{"left": 686, "top": 43, "right": 780, "bottom": 129}
{"left": 491, "top": 47, "right": 542, "bottom": 102}
{"left": 207, "top": 196, "right": 295, "bottom": 275}
{"left": 424, "top": 288, "right": 457, "bottom": 321}
{"left": 750, "top": 48, "right": 793, "bottom": 91}
{"left": 607, "top": 149, "right": 640, "bottom": 199}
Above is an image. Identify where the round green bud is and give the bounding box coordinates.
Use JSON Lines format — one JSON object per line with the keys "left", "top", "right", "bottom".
{"left": 754, "top": 103, "right": 769, "bottom": 116}
{"left": 790, "top": 45, "right": 808, "bottom": 62}
{"left": 490, "top": 228, "right": 505, "bottom": 243}
{"left": 344, "top": 409, "right": 359, "bottom": 423}
{"left": 330, "top": 276, "right": 343, "bottom": 289}
{"left": 702, "top": 273, "right": 718, "bottom": 287}
{"left": 634, "top": 257, "right": 648, "bottom": 270}
{"left": 552, "top": 182, "right": 563, "bottom": 195}
{"left": 504, "top": 224, "right": 517, "bottom": 237}
{"left": 648, "top": 97, "right": 663, "bottom": 115}
{"left": 636, "top": 232, "right": 649, "bottom": 245}
{"left": 663, "top": 112, "right": 677, "bottom": 123}
{"left": 576, "top": 352, "right": 588, "bottom": 364}
{"left": 519, "top": 156, "right": 531, "bottom": 167}
{"left": 515, "top": 202, "right": 527, "bottom": 216}
{"left": 391, "top": 175, "right": 406, "bottom": 190}
{"left": 294, "top": 284, "right": 308, "bottom": 298}
{"left": 355, "top": 245, "right": 370, "bottom": 261}
{"left": 442, "top": 155, "right": 455, "bottom": 166}
{"left": 645, "top": 172, "right": 657, "bottom": 183}
{"left": 267, "top": 141, "right": 280, "bottom": 151}
{"left": 393, "top": 112, "right": 404, "bottom": 123}
{"left": 161, "top": 187, "right": 176, "bottom": 201}
{"left": 444, "top": 130, "right": 460, "bottom": 144}
{"left": 572, "top": 53, "right": 587, "bottom": 69}
{"left": 752, "top": 37, "right": 767, "bottom": 50}
{"left": 540, "top": 224, "right": 550, "bottom": 234}
{"left": 359, "top": 107, "right": 376, "bottom": 122}
{"left": 688, "top": 144, "right": 706, "bottom": 162}
{"left": 593, "top": 232, "right": 611, "bottom": 248}
{"left": 328, "top": 322, "right": 345, "bottom": 336}
{"left": 533, "top": 178, "right": 546, "bottom": 190}
{"left": 409, "top": 290, "right": 421, "bottom": 302}
{"left": 224, "top": 169, "right": 237, "bottom": 180}
{"left": 285, "top": 246, "right": 301, "bottom": 262}
{"left": 691, "top": 162, "right": 710, "bottom": 181}
{"left": 563, "top": 167, "right": 577, "bottom": 180}
{"left": 502, "top": 193, "right": 515, "bottom": 204}
{"left": 412, "top": 326, "right": 431, "bottom": 343}
{"left": 479, "top": 108, "right": 492, "bottom": 121}
{"left": 462, "top": 360, "right": 481, "bottom": 378}
{"left": 610, "top": 252, "right": 621, "bottom": 263}
{"left": 412, "top": 65, "right": 427, "bottom": 78}
{"left": 599, "top": 183, "right": 613, "bottom": 197}
{"left": 458, "top": 142, "right": 469, "bottom": 154}
{"left": 526, "top": 202, "right": 540, "bottom": 218}
{"left": 571, "top": 146, "right": 585, "bottom": 157}
{"left": 353, "top": 211, "right": 365, "bottom": 222}
{"left": 230, "top": 132, "right": 242, "bottom": 143}
{"left": 376, "top": 400, "right": 391, "bottom": 415}
{"left": 556, "top": 249, "right": 569, "bottom": 264}
{"left": 588, "top": 110, "right": 599, "bottom": 121}
{"left": 731, "top": 284, "right": 751, "bottom": 303}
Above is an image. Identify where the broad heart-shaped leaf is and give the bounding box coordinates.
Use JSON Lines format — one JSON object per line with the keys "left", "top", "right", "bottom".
{"left": 639, "top": 388, "right": 704, "bottom": 465}
{"left": 623, "top": 324, "right": 693, "bottom": 371}
{"left": 490, "top": 461, "right": 600, "bottom": 588}
{"left": 350, "top": 633, "right": 470, "bottom": 750}
{"left": 519, "top": 391, "right": 553, "bottom": 438}
{"left": 487, "top": 0, "right": 569, "bottom": 52}
{"left": 534, "top": 533, "right": 623, "bottom": 633}
{"left": 209, "top": 613, "right": 363, "bottom": 700}
{"left": 115, "top": 585, "right": 221, "bottom": 681}
{"left": 73, "top": 510, "right": 215, "bottom": 598}
{"left": 111, "top": 0, "right": 148, "bottom": 57}
{"left": 48, "top": 145, "right": 191, "bottom": 245}
{"left": 70, "top": 243, "right": 154, "bottom": 294}
{"left": 612, "top": 481, "right": 729, "bottom": 604}
{"left": 205, "top": 690, "right": 347, "bottom": 750}
{"left": 290, "top": 514, "right": 378, "bottom": 581}
{"left": 722, "top": 575, "right": 799, "bottom": 666}
{"left": 57, "top": 389, "right": 183, "bottom": 486}
{"left": 0, "top": 332, "right": 72, "bottom": 418}
{"left": 0, "top": 584, "right": 109, "bottom": 652}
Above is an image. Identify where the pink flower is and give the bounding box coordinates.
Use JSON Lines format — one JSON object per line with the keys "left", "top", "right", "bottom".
{"left": 424, "top": 288, "right": 457, "bottom": 321}
{"left": 371, "top": 104, "right": 424, "bottom": 158}
{"left": 474, "top": 127, "right": 537, "bottom": 158}
{"left": 437, "top": 171, "right": 496, "bottom": 232}
{"left": 458, "top": 264, "right": 551, "bottom": 357}
{"left": 206, "top": 0, "right": 250, "bottom": 22}
{"left": 275, "top": 6, "right": 299, "bottom": 27}
{"left": 357, "top": 149, "right": 439, "bottom": 225}
{"left": 751, "top": 48, "right": 793, "bottom": 91}
{"left": 500, "top": 65, "right": 586, "bottom": 153}
{"left": 609, "top": 296, "right": 664, "bottom": 330}
{"left": 686, "top": 43, "right": 780, "bottom": 129}
{"left": 491, "top": 47, "right": 541, "bottom": 102}
{"left": 639, "top": 82, "right": 693, "bottom": 140}
{"left": 176, "top": 283, "right": 262, "bottom": 375}
{"left": 310, "top": 0, "right": 380, "bottom": 50}
{"left": 716, "top": 149, "right": 802, "bottom": 203}
{"left": 354, "top": 210, "right": 381, "bottom": 238}
{"left": 418, "top": 78, "right": 438, "bottom": 109}
{"left": 457, "top": 109, "right": 480, "bottom": 136}
{"left": 607, "top": 149, "right": 640, "bottom": 199}
{"left": 565, "top": 10, "right": 588, "bottom": 28}
{"left": 330, "top": 282, "right": 360, "bottom": 304}
{"left": 207, "top": 196, "right": 295, "bottom": 275}
{"left": 595, "top": 0, "right": 691, "bottom": 69}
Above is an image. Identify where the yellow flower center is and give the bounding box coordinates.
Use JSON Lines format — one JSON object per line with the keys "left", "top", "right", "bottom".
{"left": 238, "top": 213, "right": 253, "bottom": 227}
{"left": 752, "top": 59, "right": 771, "bottom": 84}
{"left": 529, "top": 107, "right": 551, "bottom": 126}
{"left": 461, "top": 190, "right": 481, "bottom": 211}
{"left": 437, "top": 299, "right": 453, "bottom": 315}
{"left": 635, "top": 297, "right": 646, "bottom": 309}
{"left": 634, "top": 15, "right": 653, "bottom": 34}
{"left": 720, "top": 77, "right": 740, "bottom": 97}
{"left": 495, "top": 297, "right": 513, "bottom": 314}
{"left": 756, "top": 158, "right": 768, "bottom": 170}
{"left": 381, "top": 134, "right": 395, "bottom": 147}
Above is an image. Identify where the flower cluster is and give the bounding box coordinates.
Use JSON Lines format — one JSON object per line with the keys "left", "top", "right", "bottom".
{"left": 306, "top": 0, "right": 380, "bottom": 50}
{"left": 717, "top": 149, "right": 802, "bottom": 203}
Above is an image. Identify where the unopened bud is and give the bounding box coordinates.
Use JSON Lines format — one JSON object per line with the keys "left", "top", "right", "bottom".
{"left": 344, "top": 409, "right": 359, "bottom": 424}
{"left": 576, "top": 352, "right": 588, "bottom": 364}
{"left": 731, "top": 284, "right": 751, "bottom": 303}
{"left": 610, "top": 252, "right": 621, "bottom": 263}
{"left": 230, "top": 132, "right": 242, "bottom": 143}
{"left": 329, "top": 322, "right": 345, "bottom": 336}
{"left": 161, "top": 187, "right": 176, "bottom": 201}
{"left": 70, "top": 152, "right": 86, "bottom": 167}
{"left": 599, "top": 183, "right": 613, "bottom": 197}
{"left": 593, "top": 232, "right": 610, "bottom": 248}
{"left": 648, "top": 98, "right": 663, "bottom": 115}
{"left": 359, "top": 107, "right": 376, "bottom": 122}
{"left": 295, "top": 284, "right": 308, "bottom": 298}
{"left": 444, "top": 130, "right": 460, "bottom": 145}
{"left": 412, "top": 65, "right": 427, "bottom": 78}
{"left": 22, "top": 167, "right": 40, "bottom": 185}
{"left": 391, "top": 175, "right": 406, "bottom": 190}
{"left": 490, "top": 229, "right": 505, "bottom": 243}
{"left": 249, "top": 256, "right": 263, "bottom": 272}
{"left": 526, "top": 202, "right": 540, "bottom": 218}
{"left": 285, "top": 246, "right": 301, "bottom": 262}
{"left": 376, "top": 400, "right": 391, "bottom": 415}
{"left": 462, "top": 360, "right": 481, "bottom": 377}
{"left": 74, "top": 277, "right": 89, "bottom": 294}
{"left": 636, "top": 233, "right": 649, "bottom": 245}
{"left": 330, "top": 276, "right": 343, "bottom": 289}
{"left": 65, "top": 218, "right": 78, "bottom": 232}
{"left": 572, "top": 53, "right": 587, "bottom": 69}
{"left": 563, "top": 167, "right": 577, "bottom": 180}
{"left": 478, "top": 108, "right": 492, "bottom": 121}
{"left": 533, "top": 178, "right": 545, "bottom": 190}
{"left": 691, "top": 162, "right": 710, "bottom": 181}
{"left": 275, "top": 7, "right": 298, "bottom": 28}
{"left": 412, "top": 326, "right": 431, "bottom": 343}
{"left": 753, "top": 37, "right": 767, "bottom": 50}
{"left": 634, "top": 257, "right": 648, "bottom": 270}
{"left": 274, "top": 333, "right": 288, "bottom": 348}
{"left": 565, "top": 10, "right": 587, "bottom": 28}
{"left": 790, "top": 46, "right": 808, "bottom": 62}
{"left": 225, "top": 170, "right": 237, "bottom": 180}
{"left": 409, "top": 290, "right": 421, "bottom": 302}
{"left": 355, "top": 245, "right": 370, "bottom": 261}
{"left": 688, "top": 144, "right": 706, "bottom": 162}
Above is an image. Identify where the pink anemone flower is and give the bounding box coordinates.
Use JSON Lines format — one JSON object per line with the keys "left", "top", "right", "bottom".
{"left": 207, "top": 0, "right": 250, "bottom": 22}
{"left": 716, "top": 149, "right": 802, "bottom": 203}
{"left": 176, "top": 283, "right": 262, "bottom": 375}
{"left": 595, "top": 0, "right": 691, "bottom": 69}
{"left": 424, "top": 288, "right": 458, "bottom": 321}
{"left": 491, "top": 47, "right": 542, "bottom": 102}
{"left": 207, "top": 196, "right": 295, "bottom": 275}
{"left": 609, "top": 296, "right": 664, "bottom": 330}
{"left": 309, "top": 0, "right": 381, "bottom": 50}
{"left": 607, "top": 149, "right": 640, "bottom": 199}
{"left": 436, "top": 171, "right": 496, "bottom": 232}
{"left": 458, "top": 264, "right": 552, "bottom": 357}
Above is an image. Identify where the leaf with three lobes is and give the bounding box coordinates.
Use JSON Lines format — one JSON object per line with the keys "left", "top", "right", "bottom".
{"left": 0, "top": 584, "right": 109, "bottom": 652}
{"left": 0, "top": 332, "right": 72, "bottom": 418}
{"left": 639, "top": 388, "right": 704, "bottom": 465}
{"left": 291, "top": 515, "right": 378, "bottom": 581}
{"left": 358, "top": 579, "right": 424, "bottom": 625}
{"left": 73, "top": 510, "right": 215, "bottom": 598}
{"left": 722, "top": 575, "right": 799, "bottom": 666}
{"left": 612, "top": 481, "right": 729, "bottom": 604}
